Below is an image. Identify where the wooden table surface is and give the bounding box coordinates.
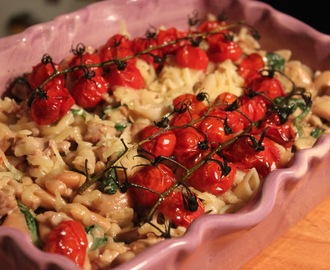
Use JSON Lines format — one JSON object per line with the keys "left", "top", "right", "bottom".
{"left": 241, "top": 196, "right": 330, "bottom": 270}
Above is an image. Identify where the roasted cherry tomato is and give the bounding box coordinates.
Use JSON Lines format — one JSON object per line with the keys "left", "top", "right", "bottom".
{"left": 158, "top": 190, "right": 205, "bottom": 228}
{"left": 172, "top": 127, "right": 208, "bottom": 163}
{"left": 197, "top": 20, "right": 228, "bottom": 45}
{"left": 174, "top": 45, "right": 209, "bottom": 71}
{"left": 239, "top": 95, "right": 267, "bottom": 126}
{"left": 30, "top": 84, "right": 75, "bottom": 125}
{"left": 130, "top": 164, "right": 175, "bottom": 207}
{"left": 207, "top": 38, "right": 242, "bottom": 63}
{"left": 104, "top": 62, "right": 145, "bottom": 91}
{"left": 197, "top": 19, "right": 226, "bottom": 32}
{"left": 27, "top": 61, "right": 65, "bottom": 90}
{"left": 187, "top": 152, "right": 237, "bottom": 195}
{"left": 208, "top": 104, "right": 245, "bottom": 132}
{"left": 132, "top": 36, "right": 163, "bottom": 69}
{"left": 139, "top": 125, "right": 177, "bottom": 158}
{"left": 199, "top": 115, "right": 234, "bottom": 147}
{"left": 70, "top": 75, "right": 109, "bottom": 108}
{"left": 173, "top": 93, "right": 208, "bottom": 115}
{"left": 170, "top": 111, "right": 201, "bottom": 128}
{"left": 224, "top": 135, "right": 281, "bottom": 178}
{"left": 238, "top": 53, "right": 265, "bottom": 80}
{"left": 213, "top": 92, "right": 239, "bottom": 110}
{"left": 98, "top": 34, "right": 136, "bottom": 65}
{"left": 68, "top": 52, "right": 103, "bottom": 81}
{"left": 247, "top": 74, "right": 285, "bottom": 103}
{"left": 257, "top": 113, "right": 296, "bottom": 148}
{"left": 156, "top": 27, "right": 188, "bottom": 55}
{"left": 43, "top": 220, "right": 88, "bottom": 268}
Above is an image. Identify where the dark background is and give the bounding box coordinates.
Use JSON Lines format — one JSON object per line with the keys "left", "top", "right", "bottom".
{"left": 257, "top": 0, "right": 329, "bottom": 35}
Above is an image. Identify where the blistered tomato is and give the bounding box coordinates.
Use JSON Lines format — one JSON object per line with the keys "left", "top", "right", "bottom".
{"left": 43, "top": 220, "right": 88, "bottom": 268}
{"left": 158, "top": 191, "right": 205, "bottom": 228}
{"left": 130, "top": 164, "right": 175, "bottom": 207}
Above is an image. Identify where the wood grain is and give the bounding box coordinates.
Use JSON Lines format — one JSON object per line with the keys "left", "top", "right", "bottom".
{"left": 241, "top": 196, "right": 330, "bottom": 269}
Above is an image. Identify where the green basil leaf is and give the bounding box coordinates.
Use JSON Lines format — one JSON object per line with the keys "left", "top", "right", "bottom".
{"left": 115, "top": 123, "right": 127, "bottom": 132}
{"left": 266, "top": 52, "right": 285, "bottom": 71}
{"left": 86, "top": 225, "right": 108, "bottom": 252}
{"left": 99, "top": 168, "right": 119, "bottom": 194}
{"left": 17, "top": 201, "right": 41, "bottom": 248}
{"left": 310, "top": 128, "right": 323, "bottom": 138}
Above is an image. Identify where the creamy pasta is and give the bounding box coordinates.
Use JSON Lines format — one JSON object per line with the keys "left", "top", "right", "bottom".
{"left": 1, "top": 13, "right": 330, "bottom": 270}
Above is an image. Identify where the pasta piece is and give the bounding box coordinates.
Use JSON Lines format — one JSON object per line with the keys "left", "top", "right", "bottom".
{"left": 89, "top": 240, "right": 130, "bottom": 270}
{"left": 73, "top": 190, "right": 134, "bottom": 228}
{"left": 135, "top": 59, "right": 157, "bottom": 85}
{"left": 0, "top": 183, "right": 17, "bottom": 217}
{"left": 313, "top": 70, "right": 330, "bottom": 96}
{"left": 20, "top": 183, "right": 65, "bottom": 211}
{"left": 59, "top": 203, "right": 121, "bottom": 237}
{"left": 0, "top": 149, "right": 23, "bottom": 180}
{"left": 39, "top": 112, "right": 76, "bottom": 137}
{"left": 199, "top": 60, "right": 244, "bottom": 101}
{"left": 311, "top": 96, "right": 330, "bottom": 122}
{"left": 84, "top": 116, "right": 117, "bottom": 143}
{"left": 0, "top": 123, "right": 14, "bottom": 152}
{"left": 284, "top": 60, "right": 313, "bottom": 90}
{"left": 39, "top": 170, "right": 86, "bottom": 198}
{"left": 114, "top": 87, "right": 169, "bottom": 122}
{"left": 233, "top": 168, "right": 260, "bottom": 202}
{"left": 72, "top": 141, "right": 96, "bottom": 174}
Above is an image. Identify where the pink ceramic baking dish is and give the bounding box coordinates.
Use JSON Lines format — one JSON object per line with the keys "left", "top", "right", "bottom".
{"left": 1, "top": 0, "right": 330, "bottom": 269}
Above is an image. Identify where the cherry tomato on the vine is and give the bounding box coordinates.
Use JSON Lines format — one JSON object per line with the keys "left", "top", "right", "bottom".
{"left": 213, "top": 92, "right": 239, "bottom": 110}
{"left": 158, "top": 190, "right": 205, "bottom": 228}
{"left": 68, "top": 52, "right": 103, "bottom": 81}
{"left": 30, "top": 84, "right": 75, "bottom": 125}
{"left": 27, "top": 62, "right": 65, "bottom": 90}
{"left": 104, "top": 62, "right": 146, "bottom": 91}
{"left": 187, "top": 152, "right": 237, "bottom": 195}
{"left": 43, "top": 220, "right": 88, "bottom": 268}
{"left": 199, "top": 116, "right": 233, "bottom": 147}
{"left": 132, "top": 37, "right": 163, "bottom": 69}
{"left": 139, "top": 125, "right": 177, "bottom": 158}
{"left": 174, "top": 45, "right": 209, "bottom": 72}
{"left": 130, "top": 164, "right": 175, "bottom": 207}
{"left": 208, "top": 107, "right": 245, "bottom": 134}
{"left": 197, "top": 20, "right": 228, "bottom": 45}
{"left": 247, "top": 74, "right": 285, "bottom": 103}
{"left": 98, "top": 34, "right": 136, "bottom": 66}
{"left": 156, "top": 27, "right": 188, "bottom": 55}
{"left": 173, "top": 93, "right": 208, "bottom": 115}
{"left": 224, "top": 135, "right": 281, "bottom": 178}
{"left": 257, "top": 113, "right": 296, "bottom": 148}
{"left": 239, "top": 95, "right": 267, "bottom": 127}
{"left": 170, "top": 111, "right": 201, "bottom": 128}
{"left": 207, "top": 38, "right": 242, "bottom": 63}
{"left": 172, "top": 126, "right": 208, "bottom": 163}
{"left": 238, "top": 53, "right": 265, "bottom": 80}
{"left": 70, "top": 75, "right": 109, "bottom": 108}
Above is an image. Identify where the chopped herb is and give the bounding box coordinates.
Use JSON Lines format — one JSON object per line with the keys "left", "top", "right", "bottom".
{"left": 266, "top": 52, "right": 285, "bottom": 71}
{"left": 99, "top": 168, "right": 119, "bottom": 194}
{"left": 86, "top": 225, "right": 108, "bottom": 252}
{"left": 115, "top": 123, "right": 127, "bottom": 132}
{"left": 71, "top": 108, "right": 87, "bottom": 120}
{"left": 17, "top": 201, "right": 41, "bottom": 248}
{"left": 310, "top": 128, "right": 323, "bottom": 138}
{"left": 276, "top": 96, "right": 310, "bottom": 137}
